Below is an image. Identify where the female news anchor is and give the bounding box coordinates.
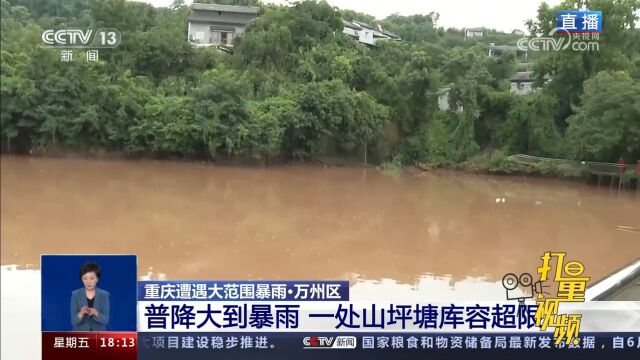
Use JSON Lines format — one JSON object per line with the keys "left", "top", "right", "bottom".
{"left": 70, "top": 262, "right": 110, "bottom": 331}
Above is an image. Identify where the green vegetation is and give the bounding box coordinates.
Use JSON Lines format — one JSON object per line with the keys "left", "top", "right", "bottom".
{"left": 1, "top": 0, "right": 639, "bottom": 172}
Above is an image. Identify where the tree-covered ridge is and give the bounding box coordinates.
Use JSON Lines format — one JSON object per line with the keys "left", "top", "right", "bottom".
{"left": 1, "top": 0, "right": 638, "bottom": 165}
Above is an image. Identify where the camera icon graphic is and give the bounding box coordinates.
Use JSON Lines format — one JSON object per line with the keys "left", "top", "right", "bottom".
{"left": 502, "top": 273, "right": 543, "bottom": 304}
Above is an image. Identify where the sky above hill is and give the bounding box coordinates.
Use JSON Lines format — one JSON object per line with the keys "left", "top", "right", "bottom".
{"left": 140, "top": 0, "right": 566, "bottom": 32}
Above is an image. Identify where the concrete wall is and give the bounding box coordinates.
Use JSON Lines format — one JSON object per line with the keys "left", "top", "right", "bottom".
{"left": 438, "top": 92, "right": 450, "bottom": 111}
{"left": 465, "top": 30, "right": 484, "bottom": 38}
{"left": 510, "top": 82, "right": 534, "bottom": 95}
{"left": 343, "top": 27, "right": 358, "bottom": 38}
{"left": 343, "top": 27, "right": 377, "bottom": 45}
{"left": 359, "top": 29, "right": 374, "bottom": 45}
{"left": 438, "top": 91, "right": 463, "bottom": 112}
{"left": 189, "top": 21, "right": 247, "bottom": 45}
{"left": 187, "top": 9, "right": 256, "bottom": 45}
{"left": 189, "top": 9, "right": 256, "bottom": 25}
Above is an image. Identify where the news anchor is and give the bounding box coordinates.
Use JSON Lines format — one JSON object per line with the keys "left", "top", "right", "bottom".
{"left": 70, "top": 262, "right": 110, "bottom": 331}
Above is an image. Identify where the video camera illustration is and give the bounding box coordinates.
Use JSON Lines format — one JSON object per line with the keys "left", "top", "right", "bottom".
{"left": 502, "top": 273, "right": 546, "bottom": 304}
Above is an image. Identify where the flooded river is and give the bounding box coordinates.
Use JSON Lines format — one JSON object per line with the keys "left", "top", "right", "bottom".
{"left": 1, "top": 155, "right": 639, "bottom": 357}
{"left": 2, "top": 155, "right": 639, "bottom": 290}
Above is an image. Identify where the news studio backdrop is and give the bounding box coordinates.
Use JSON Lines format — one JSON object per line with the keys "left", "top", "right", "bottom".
{"left": 38, "top": 10, "right": 640, "bottom": 360}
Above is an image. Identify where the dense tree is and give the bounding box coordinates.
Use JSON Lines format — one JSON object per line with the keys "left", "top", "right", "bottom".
{"left": 9, "top": 0, "right": 90, "bottom": 21}
{"left": 130, "top": 95, "right": 199, "bottom": 156}
{"left": 1, "top": 0, "right": 637, "bottom": 167}
{"left": 193, "top": 69, "right": 252, "bottom": 157}
{"left": 382, "top": 13, "right": 439, "bottom": 43}
{"left": 248, "top": 97, "right": 297, "bottom": 159}
{"left": 290, "top": 80, "right": 387, "bottom": 155}
{"left": 498, "top": 92, "right": 562, "bottom": 157}
{"left": 340, "top": 9, "right": 375, "bottom": 24}
{"left": 565, "top": 71, "right": 640, "bottom": 161}
{"left": 527, "top": 0, "right": 640, "bottom": 126}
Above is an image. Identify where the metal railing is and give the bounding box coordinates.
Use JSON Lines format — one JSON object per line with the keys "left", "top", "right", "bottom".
{"left": 509, "top": 154, "right": 634, "bottom": 176}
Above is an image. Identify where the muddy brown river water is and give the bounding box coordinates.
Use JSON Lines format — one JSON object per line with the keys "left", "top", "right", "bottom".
{"left": 1, "top": 155, "right": 639, "bottom": 358}
{"left": 2, "top": 155, "right": 639, "bottom": 288}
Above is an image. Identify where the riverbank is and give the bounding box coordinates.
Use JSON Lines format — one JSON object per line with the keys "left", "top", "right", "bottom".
{"left": 4, "top": 149, "right": 639, "bottom": 190}
{"left": 390, "top": 151, "right": 639, "bottom": 191}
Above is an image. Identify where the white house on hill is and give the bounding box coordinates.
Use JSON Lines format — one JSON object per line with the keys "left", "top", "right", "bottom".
{"left": 187, "top": 3, "right": 259, "bottom": 47}
{"left": 464, "top": 27, "right": 485, "bottom": 38}
{"left": 510, "top": 71, "right": 535, "bottom": 95}
{"left": 342, "top": 19, "right": 400, "bottom": 46}
{"left": 489, "top": 43, "right": 528, "bottom": 60}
